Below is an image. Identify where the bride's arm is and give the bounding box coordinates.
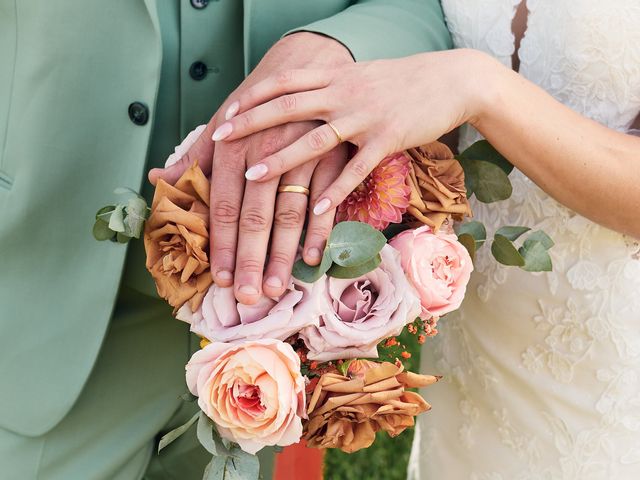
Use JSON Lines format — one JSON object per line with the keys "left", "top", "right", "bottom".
{"left": 212, "top": 49, "right": 640, "bottom": 238}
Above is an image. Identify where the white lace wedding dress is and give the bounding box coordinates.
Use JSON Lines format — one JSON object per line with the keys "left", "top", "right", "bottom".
{"left": 408, "top": 1, "right": 640, "bottom": 479}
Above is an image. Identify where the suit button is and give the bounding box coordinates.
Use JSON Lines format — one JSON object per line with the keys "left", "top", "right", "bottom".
{"left": 128, "top": 102, "right": 149, "bottom": 125}
{"left": 189, "top": 61, "right": 208, "bottom": 81}
{"left": 190, "top": 0, "right": 208, "bottom": 9}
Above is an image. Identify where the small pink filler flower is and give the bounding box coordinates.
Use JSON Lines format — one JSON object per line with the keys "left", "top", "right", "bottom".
{"left": 336, "top": 153, "right": 411, "bottom": 230}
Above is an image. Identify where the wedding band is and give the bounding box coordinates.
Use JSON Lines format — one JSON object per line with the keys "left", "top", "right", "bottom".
{"left": 277, "top": 185, "right": 310, "bottom": 196}
{"left": 326, "top": 121, "right": 343, "bottom": 143}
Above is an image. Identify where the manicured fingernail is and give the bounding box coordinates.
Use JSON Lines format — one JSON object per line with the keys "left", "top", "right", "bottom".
{"left": 265, "top": 276, "right": 283, "bottom": 289}
{"left": 238, "top": 285, "right": 259, "bottom": 296}
{"left": 306, "top": 248, "right": 321, "bottom": 261}
{"left": 313, "top": 198, "right": 331, "bottom": 216}
{"left": 245, "top": 163, "right": 268, "bottom": 181}
{"left": 216, "top": 270, "right": 233, "bottom": 281}
{"left": 225, "top": 101, "right": 240, "bottom": 120}
{"left": 211, "top": 122, "right": 232, "bottom": 141}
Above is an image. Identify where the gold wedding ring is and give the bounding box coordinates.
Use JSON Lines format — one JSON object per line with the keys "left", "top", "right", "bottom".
{"left": 277, "top": 185, "right": 310, "bottom": 196}
{"left": 326, "top": 121, "right": 343, "bottom": 143}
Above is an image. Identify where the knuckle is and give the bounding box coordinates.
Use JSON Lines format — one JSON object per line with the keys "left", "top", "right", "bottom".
{"left": 307, "top": 129, "right": 329, "bottom": 151}
{"left": 212, "top": 244, "right": 236, "bottom": 259}
{"left": 274, "top": 206, "right": 304, "bottom": 228}
{"left": 212, "top": 199, "right": 241, "bottom": 224}
{"left": 239, "top": 112, "right": 254, "bottom": 130}
{"left": 306, "top": 224, "right": 332, "bottom": 241}
{"left": 348, "top": 158, "right": 370, "bottom": 178}
{"left": 259, "top": 132, "right": 286, "bottom": 157}
{"left": 237, "top": 257, "right": 263, "bottom": 272}
{"left": 268, "top": 250, "right": 293, "bottom": 267}
{"left": 239, "top": 208, "right": 270, "bottom": 232}
{"left": 275, "top": 69, "right": 293, "bottom": 86}
{"left": 278, "top": 94, "right": 297, "bottom": 113}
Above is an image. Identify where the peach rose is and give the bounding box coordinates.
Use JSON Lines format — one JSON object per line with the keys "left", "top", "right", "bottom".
{"left": 406, "top": 142, "right": 472, "bottom": 232}
{"left": 186, "top": 339, "right": 305, "bottom": 454}
{"left": 144, "top": 163, "right": 212, "bottom": 312}
{"left": 304, "top": 360, "right": 438, "bottom": 453}
{"left": 296, "top": 245, "right": 421, "bottom": 361}
{"left": 175, "top": 281, "right": 319, "bottom": 343}
{"left": 390, "top": 226, "right": 473, "bottom": 319}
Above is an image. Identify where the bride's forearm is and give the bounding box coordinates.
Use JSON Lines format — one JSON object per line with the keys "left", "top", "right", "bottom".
{"left": 470, "top": 54, "right": 640, "bottom": 238}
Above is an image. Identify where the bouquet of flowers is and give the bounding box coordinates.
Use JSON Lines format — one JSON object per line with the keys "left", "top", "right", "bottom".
{"left": 94, "top": 129, "right": 553, "bottom": 480}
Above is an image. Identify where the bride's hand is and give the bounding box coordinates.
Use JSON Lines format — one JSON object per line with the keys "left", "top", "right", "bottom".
{"left": 211, "top": 49, "right": 490, "bottom": 215}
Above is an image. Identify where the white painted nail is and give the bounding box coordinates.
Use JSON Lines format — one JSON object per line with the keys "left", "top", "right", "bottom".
{"left": 225, "top": 101, "right": 240, "bottom": 120}
{"left": 313, "top": 198, "right": 332, "bottom": 216}
{"left": 245, "top": 163, "right": 268, "bottom": 181}
{"left": 211, "top": 122, "right": 233, "bottom": 141}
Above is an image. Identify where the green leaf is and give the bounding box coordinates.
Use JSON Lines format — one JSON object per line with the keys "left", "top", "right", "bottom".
{"left": 328, "top": 221, "right": 387, "bottom": 267}
{"left": 460, "top": 159, "right": 512, "bottom": 203}
{"left": 116, "top": 232, "right": 131, "bottom": 244}
{"left": 526, "top": 230, "right": 555, "bottom": 250}
{"left": 108, "top": 205, "right": 126, "bottom": 233}
{"left": 491, "top": 234, "right": 525, "bottom": 266}
{"left": 204, "top": 456, "right": 228, "bottom": 480}
{"left": 292, "top": 249, "right": 332, "bottom": 283}
{"left": 226, "top": 448, "right": 260, "bottom": 480}
{"left": 454, "top": 221, "right": 487, "bottom": 248}
{"left": 124, "top": 198, "right": 148, "bottom": 239}
{"left": 458, "top": 140, "right": 514, "bottom": 175}
{"left": 382, "top": 223, "right": 411, "bottom": 241}
{"left": 495, "top": 226, "right": 530, "bottom": 241}
{"left": 327, "top": 254, "right": 382, "bottom": 279}
{"left": 457, "top": 233, "right": 477, "bottom": 261}
{"left": 520, "top": 239, "right": 553, "bottom": 272}
{"left": 92, "top": 219, "right": 115, "bottom": 241}
{"left": 197, "top": 412, "right": 220, "bottom": 456}
{"left": 95, "top": 205, "right": 115, "bottom": 220}
{"left": 158, "top": 411, "right": 199, "bottom": 453}
{"left": 338, "top": 359, "right": 354, "bottom": 376}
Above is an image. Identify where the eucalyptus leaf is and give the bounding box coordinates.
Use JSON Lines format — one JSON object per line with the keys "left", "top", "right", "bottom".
{"left": 124, "top": 207, "right": 146, "bottom": 239}
{"left": 454, "top": 221, "right": 487, "bottom": 248}
{"left": 457, "top": 233, "right": 477, "bottom": 261}
{"left": 204, "top": 456, "right": 228, "bottom": 480}
{"left": 491, "top": 234, "right": 525, "bottom": 266}
{"left": 458, "top": 140, "right": 513, "bottom": 175}
{"left": 526, "top": 230, "right": 555, "bottom": 250}
{"left": 292, "top": 249, "right": 332, "bottom": 283}
{"left": 95, "top": 205, "right": 115, "bottom": 221}
{"left": 92, "top": 220, "right": 115, "bottom": 241}
{"left": 226, "top": 448, "right": 260, "bottom": 480}
{"left": 328, "top": 221, "right": 387, "bottom": 267}
{"left": 197, "top": 412, "right": 220, "bottom": 456}
{"left": 460, "top": 159, "right": 512, "bottom": 203}
{"left": 495, "top": 226, "right": 530, "bottom": 241}
{"left": 108, "top": 205, "right": 126, "bottom": 233}
{"left": 116, "top": 232, "right": 131, "bottom": 244}
{"left": 327, "top": 254, "right": 382, "bottom": 279}
{"left": 520, "top": 239, "right": 553, "bottom": 272}
{"left": 158, "top": 411, "right": 199, "bottom": 453}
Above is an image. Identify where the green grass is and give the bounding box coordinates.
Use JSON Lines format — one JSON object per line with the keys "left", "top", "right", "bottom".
{"left": 323, "top": 330, "right": 421, "bottom": 480}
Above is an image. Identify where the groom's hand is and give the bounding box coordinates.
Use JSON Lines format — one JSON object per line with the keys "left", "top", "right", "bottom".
{"left": 149, "top": 32, "right": 353, "bottom": 304}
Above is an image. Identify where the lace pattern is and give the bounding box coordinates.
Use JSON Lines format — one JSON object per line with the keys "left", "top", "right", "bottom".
{"left": 410, "top": 1, "right": 640, "bottom": 479}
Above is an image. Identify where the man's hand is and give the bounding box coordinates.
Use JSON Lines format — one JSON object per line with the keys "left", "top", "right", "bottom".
{"left": 149, "top": 32, "right": 353, "bottom": 304}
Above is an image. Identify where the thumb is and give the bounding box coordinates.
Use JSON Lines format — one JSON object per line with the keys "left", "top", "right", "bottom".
{"left": 148, "top": 121, "right": 215, "bottom": 186}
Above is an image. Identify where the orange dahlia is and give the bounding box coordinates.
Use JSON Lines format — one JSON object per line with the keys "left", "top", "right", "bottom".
{"left": 336, "top": 153, "right": 411, "bottom": 230}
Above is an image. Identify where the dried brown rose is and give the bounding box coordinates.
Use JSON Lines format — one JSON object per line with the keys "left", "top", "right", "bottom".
{"left": 303, "top": 360, "right": 439, "bottom": 453}
{"left": 144, "top": 163, "right": 212, "bottom": 312}
{"left": 406, "top": 141, "right": 472, "bottom": 231}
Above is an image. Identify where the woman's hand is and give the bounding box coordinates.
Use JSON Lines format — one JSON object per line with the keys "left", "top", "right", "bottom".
{"left": 211, "top": 49, "right": 489, "bottom": 215}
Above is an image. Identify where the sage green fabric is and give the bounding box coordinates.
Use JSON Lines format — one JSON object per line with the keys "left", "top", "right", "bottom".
{"left": 0, "top": 0, "right": 451, "bottom": 477}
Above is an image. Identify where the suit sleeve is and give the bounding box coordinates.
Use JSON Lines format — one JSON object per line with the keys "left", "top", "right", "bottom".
{"left": 288, "top": 0, "right": 452, "bottom": 60}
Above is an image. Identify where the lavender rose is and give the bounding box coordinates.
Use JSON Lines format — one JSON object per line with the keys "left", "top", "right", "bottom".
{"left": 176, "top": 281, "right": 319, "bottom": 343}
{"left": 296, "top": 245, "right": 421, "bottom": 361}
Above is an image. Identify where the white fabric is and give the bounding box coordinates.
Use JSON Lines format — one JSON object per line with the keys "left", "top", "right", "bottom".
{"left": 409, "top": 1, "right": 640, "bottom": 479}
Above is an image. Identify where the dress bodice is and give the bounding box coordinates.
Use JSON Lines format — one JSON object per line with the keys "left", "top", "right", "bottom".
{"left": 410, "top": 1, "right": 640, "bottom": 479}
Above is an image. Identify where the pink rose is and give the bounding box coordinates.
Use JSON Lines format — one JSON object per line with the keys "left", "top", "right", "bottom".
{"left": 186, "top": 339, "right": 305, "bottom": 454}
{"left": 176, "top": 281, "right": 318, "bottom": 342}
{"left": 296, "top": 244, "right": 421, "bottom": 361}
{"left": 390, "top": 225, "right": 472, "bottom": 319}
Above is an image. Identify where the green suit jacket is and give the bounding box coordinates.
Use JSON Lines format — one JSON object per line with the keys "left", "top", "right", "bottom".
{"left": 0, "top": 0, "right": 451, "bottom": 437}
